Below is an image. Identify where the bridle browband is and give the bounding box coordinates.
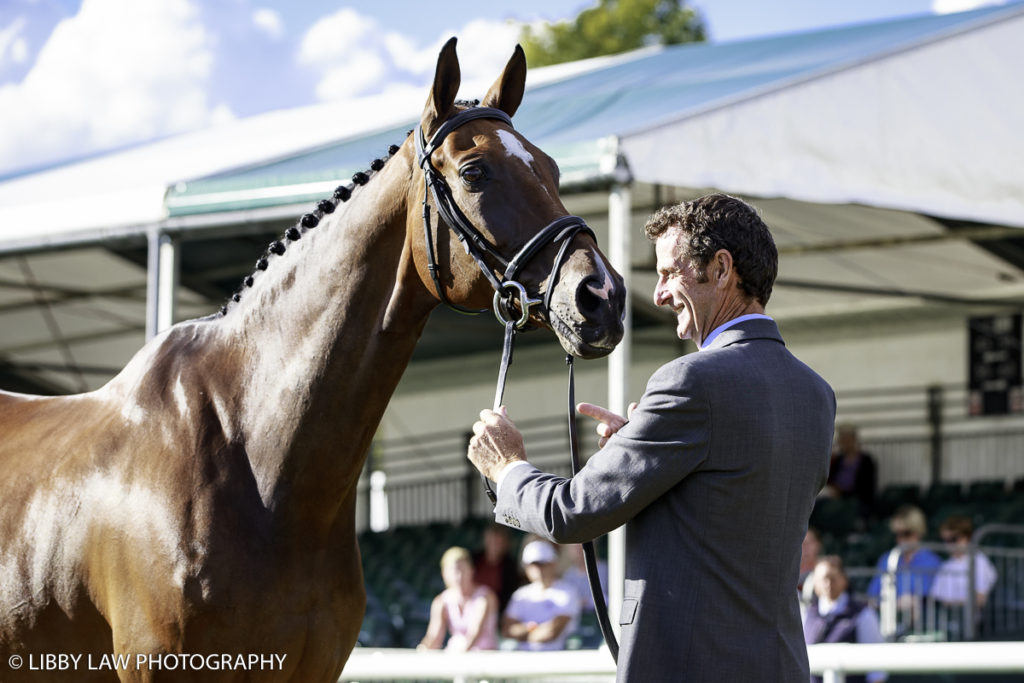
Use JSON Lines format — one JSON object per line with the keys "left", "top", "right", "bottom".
{"left": 415, "top": 104, "right": 620, "bottom": 663}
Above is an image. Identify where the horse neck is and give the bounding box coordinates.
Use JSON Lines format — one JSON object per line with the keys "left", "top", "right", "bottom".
{"left": 228, "top": 149, "right": 434, "bottom": 531}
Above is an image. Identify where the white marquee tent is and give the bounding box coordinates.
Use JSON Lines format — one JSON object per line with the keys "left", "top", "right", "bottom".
{"left": 0, "top": 1, "right": 1022, "bottom": 396}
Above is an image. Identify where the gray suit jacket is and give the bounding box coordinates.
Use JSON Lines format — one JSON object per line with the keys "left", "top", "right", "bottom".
{"left": 496, "top": 319, "right": 835, "bottom": 682}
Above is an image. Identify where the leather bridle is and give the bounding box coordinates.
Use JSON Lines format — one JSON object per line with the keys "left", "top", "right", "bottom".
{"left": 415, "top": 106, "right": 593, "bottom": 329}
{"left": 415, "top": 105, "right": 620, "bottom": 662}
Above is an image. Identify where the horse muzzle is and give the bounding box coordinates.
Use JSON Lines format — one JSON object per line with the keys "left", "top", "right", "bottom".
{"left": 547, "top": 266, "right": 626, "bottom": 359}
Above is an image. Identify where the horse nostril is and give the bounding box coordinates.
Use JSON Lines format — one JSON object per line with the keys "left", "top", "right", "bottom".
{"left": 576, "top": 275, "right": 606, "bottom": 318}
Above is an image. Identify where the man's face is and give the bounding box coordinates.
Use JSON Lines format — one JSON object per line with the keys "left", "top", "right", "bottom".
{"left": 837, "top": 430, "right": 858, "bottom": 453}
{"left": 653, "top": 231, "right": 717, "bottom": 343}
{"left": 813, "top": 562, "right": 848, "bottom": 601}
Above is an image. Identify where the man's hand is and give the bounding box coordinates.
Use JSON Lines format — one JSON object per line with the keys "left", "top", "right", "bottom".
{"left": 577, "top": 401, "right": 637, "bottom": 447}
{"left": 468, "top": 406, "right": 527, "bottom": 481}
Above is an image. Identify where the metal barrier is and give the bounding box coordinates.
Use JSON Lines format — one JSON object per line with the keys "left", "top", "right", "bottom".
{"left": 337, "top": 642, "right": 1024, "bottom": 683}
{"left": 859, "top": 524, "right": 1024, "bottom": 642}
{"left": 363, "top": 415, "right": 595, "bottom": 529}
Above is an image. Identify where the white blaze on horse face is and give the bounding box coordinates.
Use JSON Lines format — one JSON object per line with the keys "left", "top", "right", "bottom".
{"left": 586, "top": 251, "right": 616, "bottom": 301}
{"left": 496, "top": 130, "right": 552, "bottom": 200}
{"left": 496, "top": 129, "right": 534, "bottom": 168}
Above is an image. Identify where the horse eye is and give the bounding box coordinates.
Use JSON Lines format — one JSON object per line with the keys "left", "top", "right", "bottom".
{"left": 460, "top": 165, "right": 486, "bottom": 187}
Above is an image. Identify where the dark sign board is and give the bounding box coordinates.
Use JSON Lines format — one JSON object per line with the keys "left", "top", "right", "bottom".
{"left": 968, "top": 314, "right": 1023, "bottom": 416}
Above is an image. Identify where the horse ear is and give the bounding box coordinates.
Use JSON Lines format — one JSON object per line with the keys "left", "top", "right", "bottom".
{"left": 481, "top": 44, "right": 526, "bottom": 118}
{"left": 423, "top": 37, "right": 461, "bottom": 137}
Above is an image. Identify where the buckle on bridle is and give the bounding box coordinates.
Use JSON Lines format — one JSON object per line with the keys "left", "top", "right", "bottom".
{"left": 493, "top": 280, "right": 542, "bottom": 330}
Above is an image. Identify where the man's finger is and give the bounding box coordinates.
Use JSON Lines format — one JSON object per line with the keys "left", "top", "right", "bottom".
{"left": 577, "top": 402, "right": 621, "bottom": 423}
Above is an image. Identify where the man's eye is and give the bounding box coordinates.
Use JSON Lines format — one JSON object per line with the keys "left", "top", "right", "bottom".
{"left": 460, "top": 166, "right": 486, "bottom": 186}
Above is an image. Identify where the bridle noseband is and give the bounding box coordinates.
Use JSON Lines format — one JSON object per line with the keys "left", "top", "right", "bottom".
{"left": 414, "top": 106, "right": 593, "bottom": 330}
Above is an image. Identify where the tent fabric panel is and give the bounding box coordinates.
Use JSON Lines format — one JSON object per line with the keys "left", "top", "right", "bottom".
{"left": 620, "top": 10, "right": 1024, "bottom": 227}
{"left": 512, "top": 4, "right": 1015, "bottom": 147}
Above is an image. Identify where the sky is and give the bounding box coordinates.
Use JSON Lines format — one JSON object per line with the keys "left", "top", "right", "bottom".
{"left": 0, "top": 0, "right": 1008, "bottom": 177}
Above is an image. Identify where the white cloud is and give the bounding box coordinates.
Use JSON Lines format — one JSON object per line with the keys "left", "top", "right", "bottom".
{"left": 251, "top": 8, "right": 284, "bottom": 41}
{"left": 297, "top": 9, "right": 524, "bottom": 103}
{"left": 0, "top": 16, "right": 29, "bottom": 67}
{"left": 439, "top": 18, "right": 522, "bottom": 89}
{"left": 931, "top": 0, "right": 1005, "bottom": 14}
{"left": 297, "top": 7, "right": 378, "bottom": 68}
{"left": 0, "top": 0, "right": 233, "bottom": 175}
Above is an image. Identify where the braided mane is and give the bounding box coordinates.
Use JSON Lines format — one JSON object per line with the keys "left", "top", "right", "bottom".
{"left": 219, "top": 100, "right": 488, "bottom": 317}
{"left": 218, "top": 137, "right": 407, "bottom": 316}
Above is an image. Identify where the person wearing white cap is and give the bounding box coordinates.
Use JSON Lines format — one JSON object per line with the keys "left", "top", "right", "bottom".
{"left": 501, "top": 540, "right": 580, "bottom": 650}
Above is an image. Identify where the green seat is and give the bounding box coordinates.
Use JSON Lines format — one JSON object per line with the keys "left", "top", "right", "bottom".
{"left": 810, "top": 497, "right": 858, "bottom": 537}
{"left": 967, "top": 479, "right": 1008, "bottom": 503}
{"left": 921, "top": 481, "right": 963, "bottom": 514}
{"left": 876, "top": 483, "right": 921, "bottom": 517}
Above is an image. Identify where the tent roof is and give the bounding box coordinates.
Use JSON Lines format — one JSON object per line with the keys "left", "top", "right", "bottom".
{"left": 163, "top": 1, "right": 1024, "bottom": 222}
{"left": 3, "top": 1, "right": 1021, "bottom": 241}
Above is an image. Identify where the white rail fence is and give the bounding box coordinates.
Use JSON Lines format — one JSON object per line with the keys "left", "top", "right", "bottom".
{"left": 338, "top": 641, "right": 1024, "bottom": 683}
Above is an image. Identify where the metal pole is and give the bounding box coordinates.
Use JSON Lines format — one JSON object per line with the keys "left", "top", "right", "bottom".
{"left": 146, "top": 230, "right": 179, "bottom": 339}
{"left": 464, "top": 431, "right": 476, "bottom": 520}
{"left": 966, "top": 541, "right": 977, "bottom": 640}
{"left": 607, "top": 180, "right": 632, "bottom": 634}
{"left": 822, "top": 669, "right": 846, "bottom": 683}
{"left": 927, "top": 385, "right": 943, "bottom": 485}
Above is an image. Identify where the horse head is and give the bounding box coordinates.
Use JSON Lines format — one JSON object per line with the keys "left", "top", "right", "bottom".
{"left": 407, "top": 38, "right": 625, "bottom": 359}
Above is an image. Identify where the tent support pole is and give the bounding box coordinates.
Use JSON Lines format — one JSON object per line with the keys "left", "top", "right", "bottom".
{"left": 607, "top": 180, "right": 632, "bottom": 635}
{"left": 146, "top": 230, "right": 179, "bottom": 340}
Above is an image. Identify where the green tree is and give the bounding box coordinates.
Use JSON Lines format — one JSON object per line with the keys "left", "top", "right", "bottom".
{"left": 520, "top": 0, "right": 706, "bottom": 67}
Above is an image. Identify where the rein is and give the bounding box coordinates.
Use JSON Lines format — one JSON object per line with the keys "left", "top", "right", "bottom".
{"left": 416, "top": 105, "right": 620, "bottom": 662}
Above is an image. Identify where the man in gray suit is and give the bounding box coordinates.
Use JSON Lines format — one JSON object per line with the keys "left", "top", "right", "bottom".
{"left": 468, "top": 194, "right": 836, "bottom": 682}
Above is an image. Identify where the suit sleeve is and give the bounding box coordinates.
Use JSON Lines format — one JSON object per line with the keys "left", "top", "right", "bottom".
{"left": 495, "top": 358, "right": 711, "bottom": 543}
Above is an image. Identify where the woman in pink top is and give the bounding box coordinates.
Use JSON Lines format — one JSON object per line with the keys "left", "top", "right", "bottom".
{"left": 418, "top": 546, "right": 499, "bottom": 651}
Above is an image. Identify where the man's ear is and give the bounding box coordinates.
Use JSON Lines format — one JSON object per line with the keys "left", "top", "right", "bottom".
{"left": 712, "top": 249, "right": 734, "bottom": 288}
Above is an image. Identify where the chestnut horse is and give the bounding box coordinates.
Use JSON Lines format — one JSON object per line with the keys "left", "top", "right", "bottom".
{"left": 0, "top": 39, "right": 624, "bottom": 682}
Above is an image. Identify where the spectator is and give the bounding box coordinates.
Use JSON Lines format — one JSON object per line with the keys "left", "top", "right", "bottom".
{"left": 419, "top": 546, "right": 498, "bottom": 652}
{"left": 804, "top": 556, "right": 888, "bottom": 683}
{"left": 825, "top": 423, "right": 877, "bottom": 519}
{"left": 799, "top": 527, "right": 824, "bottom": 603}
{"left": 931, "top": 515, "right": 998, "bottom": 608}
{"left": 502, "top": 540, "right": 580, "bottom": 650}
{"left": 561, "top": 543, "right": 609, "bottom": 613}
{"left": 472, "top": 523, "right": 522, "bottom": 614}
{"left": 868, "top": 505, "right": 942, "bottom": 612}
